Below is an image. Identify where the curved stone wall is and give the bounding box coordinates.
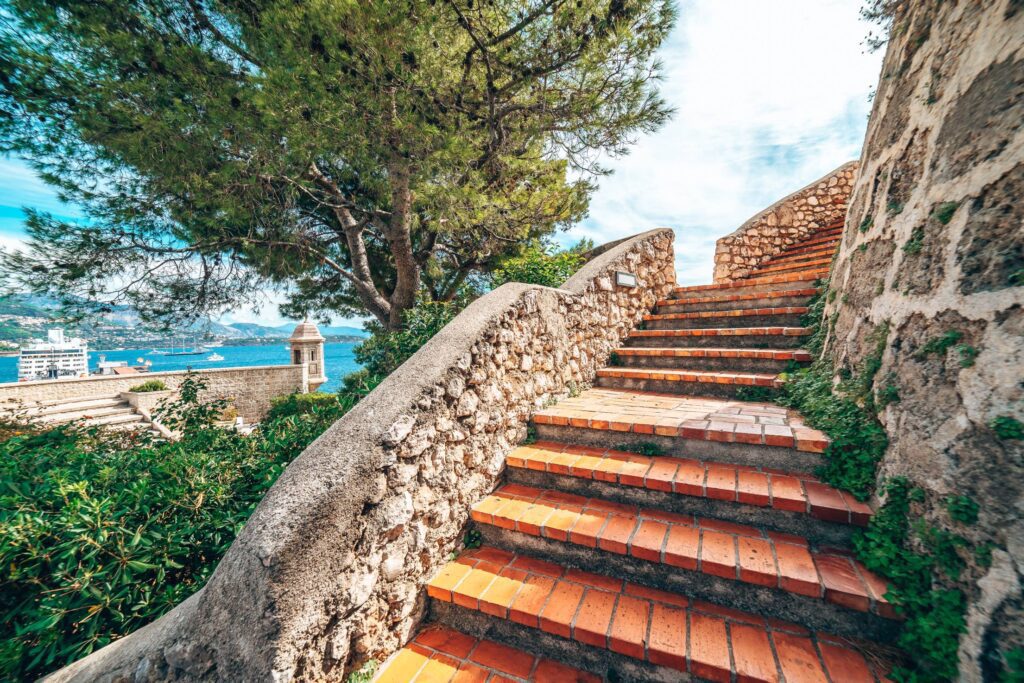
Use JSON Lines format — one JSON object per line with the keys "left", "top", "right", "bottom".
{"left": 45, "top": 229, "right": 676, "bottom": 682}
{"left": 712, "top": 162, "right": 857, "bottom": 282}
{"left": 824, "top": 2, "right": 1023, "bottom": 678}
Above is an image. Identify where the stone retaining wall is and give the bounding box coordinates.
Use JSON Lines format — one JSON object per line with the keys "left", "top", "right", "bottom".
{"left": 712, "top": 162, "right": 857, "bottom": 282}
{"left": 45, "top": 228, "right": 676, "bottom": 682}
{"left": 824, "top": 2, "right": 1024, "bottom": 679}
{"left": 0, "top": 364, "right": 308, "bottom": 422}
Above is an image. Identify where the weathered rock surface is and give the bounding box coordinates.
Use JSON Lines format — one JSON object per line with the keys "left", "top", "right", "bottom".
{"left": 826, "top": 2, "right": 1024, "bottom": 679}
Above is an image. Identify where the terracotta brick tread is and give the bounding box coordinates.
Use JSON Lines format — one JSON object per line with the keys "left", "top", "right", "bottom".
{"left": 471, "top": 484, "right": 892, "bottom": 617}
{"left": 629, "top": 326, "right": 812, "bottom": 339}
{"left": 643, "top": 306, "right": 808, "bottom": 321}
{"left": 598, "top": 367, "right": 782, "bottom": 387}
{"left": 374, "top": 624, "right": 600, "bottom": 682}
{"left": 427, "top": 547, "right": 895, "bottom": 682}
{"left": 672, "top": 270, "right": 828, "bottom": 295}
{"left": 532, "top": 388, "right": 830, "bottom": 453}
{"left": 507, "top": 442, "right": 871, "bottom": 526}
{"left": 656, "top": 288, "right": 818, "bottom": 307}
{"left": 748, "top": 258, "right": 834, "bottom": 276}
{"left": 614, "top": 347, "right": 813, "bottom": 362}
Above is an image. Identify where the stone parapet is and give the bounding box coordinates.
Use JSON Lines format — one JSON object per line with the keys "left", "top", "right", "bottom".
{"left": 0, "top": 364, "right": 307, "bottom": 423}
{"left": 43, "top": 228, "right": 676, "bottom": 682}
{"left": 712, "top": 162, "right": 857, "bottom": 283}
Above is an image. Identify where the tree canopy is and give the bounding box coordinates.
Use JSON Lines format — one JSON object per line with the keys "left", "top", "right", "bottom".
{"left": 0, "top": 0, "right": 675, "bottom": 329}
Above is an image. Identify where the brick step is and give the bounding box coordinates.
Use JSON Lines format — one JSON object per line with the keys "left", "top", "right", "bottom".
{"left": 746, "top": 257, "right": 834, "bottom": 277}
{"left": 470, "top": 485, "right": 897, "bottom": 637}
{"left": 596, "top": 367, "right": 781, "bottom": 399}
{"left": 795, "top": 228, "right": 844, "bottom": 248}
{"left": 670, "top": 270, "right": 829, "bottom": 298}
{"left": 763, "top": 246, "right": 837, "bottom": 266}
{"left": 611, "top": 347, "right": 811, "bottom": 374}
{"left": 627, "top": 326, "right": 811, "bottom": 349}
{"left": 506, "top": 442, "right": 867, "bottom": 545}
{"left": 532, "top": 388, "right": 828, "bottom": 474}
{"left": 642, "top": 306, "right": 808, "bottom": 330}
{"left": 655, "top": 287, "right": 818, "bottom": 314}
{"left": 772, "top": 238, "right": 840, "bottom": 257}
{"left": 373, "top": 624, "right": 600, "bottom": 682}
{"left": 428, "top": 547, "right": 897, "bottom": 683}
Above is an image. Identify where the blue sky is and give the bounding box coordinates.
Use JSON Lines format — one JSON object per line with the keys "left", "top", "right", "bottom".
{"left": 0, "top": 0, "right": 882, "bottom": 327}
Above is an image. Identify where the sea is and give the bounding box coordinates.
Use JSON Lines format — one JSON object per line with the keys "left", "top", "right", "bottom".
{"left": 0, "top": 342, "right": 362, "bottom": 392}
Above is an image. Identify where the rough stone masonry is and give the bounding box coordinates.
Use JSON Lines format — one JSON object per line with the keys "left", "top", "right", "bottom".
{"left": 825, "top": 1, "right": 1024, "bottom": 679}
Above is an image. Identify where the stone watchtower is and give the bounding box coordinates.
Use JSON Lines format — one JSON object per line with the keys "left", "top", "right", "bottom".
{"left": 289, "top": 320, "right": 327, "bottom": 391}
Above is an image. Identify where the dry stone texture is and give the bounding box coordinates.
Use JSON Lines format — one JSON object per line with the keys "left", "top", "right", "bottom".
{"left": 825, "top": 2, "right": 1024, "bottom": 679}
{"left": 712, "top": 162, "right": 856, "bottom": 282}
{"left": 43, "top": 229, "right": 676, "bottom": 682}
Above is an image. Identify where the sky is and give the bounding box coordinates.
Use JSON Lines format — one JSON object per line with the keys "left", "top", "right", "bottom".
{"left": 0, "top": 0, "right": 883, "bottom": 328}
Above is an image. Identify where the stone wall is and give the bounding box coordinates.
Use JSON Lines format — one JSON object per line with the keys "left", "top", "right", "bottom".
{"left": 712, "top": 162, "right": 857, "bottom": 282}
{"left": 0, "top": 364, "right": 308, "bottom": 422}
{"left": 45, "top": 228, "right": 676, "bottom": 682}
{"left": 824, "top": 2, "right": 1024, "bottom": 679}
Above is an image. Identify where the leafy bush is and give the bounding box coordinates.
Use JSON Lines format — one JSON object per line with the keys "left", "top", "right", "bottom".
{"left": 128, "top": 379, "right": 168, "bottom": 393}
{"left": 267, "top": 392, "right": 342, "bottom": 421}
{"left": 489, "top": 239, "right": 593, "bottom": 289}
{"left": 0, "top": 376, "right": 347, "bottom": 680}
{"left": 854, "top": 479, "right": 968, "bottom": 682}
{"left": 354, "top": 290, "right": 475, "bottom": 380}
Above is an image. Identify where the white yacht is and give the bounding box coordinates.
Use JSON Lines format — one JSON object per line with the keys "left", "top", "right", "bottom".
{"left": 17, "top": 329, "right": 89, "bottom": 381}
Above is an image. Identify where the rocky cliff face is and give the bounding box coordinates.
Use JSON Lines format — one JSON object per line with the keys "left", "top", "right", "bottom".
{"left": 825, "top": 1, "right": 1023, "bottom": 678}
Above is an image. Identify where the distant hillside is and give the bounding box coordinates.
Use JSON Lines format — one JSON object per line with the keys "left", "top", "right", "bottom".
{"left": 0, "top": 294, "right": 367, "bottom": 345}
{"left": 226, "top": 322, "right": 368, "bottom": 338}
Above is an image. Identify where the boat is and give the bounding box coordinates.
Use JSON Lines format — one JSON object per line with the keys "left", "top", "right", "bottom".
{"left": 207, "top": 353, "right": 225, "bottom": 361}
{"left": 153, "top": 337, "right": 209, "bottom": 356}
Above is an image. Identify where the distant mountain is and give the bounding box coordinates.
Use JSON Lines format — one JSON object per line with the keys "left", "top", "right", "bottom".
{"left": 0, "top": 294, "right": 368, "bottom": 345}
{"left": 226, "top": 322, "right": 368, "bottom": 338}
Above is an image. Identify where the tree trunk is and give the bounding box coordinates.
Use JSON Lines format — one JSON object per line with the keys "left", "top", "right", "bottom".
{"left": 385, "top": 158, "right": 420, "bottom": 330}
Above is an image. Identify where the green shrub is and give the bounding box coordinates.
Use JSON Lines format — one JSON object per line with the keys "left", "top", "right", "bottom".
{"left": 128, "top": 379, "right": 168, "bottom": 393}
{"left": 854, "top": 479, "right": 967, "bottom": 682}
{"left": 489, "top": 239, "right": 592, "bottom": 289}
{"left": 0, "top": 376, "right": 347, "bottom": 680}
{"left": 932, "top": 202, "right": 959, "bottom": 225}
{"left": 990, "top": 415, "right": 1024, "bottom": 440}
{"left": 915, "top": 330, "right": 963, "bottom": 359}
{"left": 945, "top": 495, "right": 979, "bottom": 525}
{"left": 267, "top": 392, "right": 341, "bottom": 421}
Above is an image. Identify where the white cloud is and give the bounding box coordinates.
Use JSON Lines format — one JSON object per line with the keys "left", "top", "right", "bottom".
{"left": 562, "top": 0, "right": 883, "bottom": 284}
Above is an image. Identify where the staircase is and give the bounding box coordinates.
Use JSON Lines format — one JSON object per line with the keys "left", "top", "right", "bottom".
{"left": 375, "top": 222, "right": 898, "bottom": 682}
{"left": 19, "top": 395, "right": 162, "bottom": 436}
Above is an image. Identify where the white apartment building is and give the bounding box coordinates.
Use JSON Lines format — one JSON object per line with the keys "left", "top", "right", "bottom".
{"left": 17, "top": 329, "right": 89, "bottom": 381}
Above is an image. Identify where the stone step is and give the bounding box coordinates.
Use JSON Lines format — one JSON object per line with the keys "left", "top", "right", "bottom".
{"left": 655, "top": 287, "right": 818, "bottom": 314}
{"left": 372, "top": 624, "right": 600, "bottom": 682}
{"left": 747, "top": 257, "right": 834, "bottom": 277}
{"left": 596, "top": 367, "right": 781, "bottom": 399}
{"left": 531, "top": 388, "right": 828, "bottom": 474}
{"left": 39, "top": 403, "right": 134, "bottom": 423}
{"left": 773, "top": 237, "right": 840, "bottom": 256}
{"left": 670, "top": 269, "right": 828, "bottom": 298}
{"left": 470, "top": 485, "right": 897, "bottom": 638}
{"left": 627, "top": 326, "right": 812, "bottom": 349}
{"left": 611, "top": 347, "right": 811, "bottom": 373}
{"left": 428, "top": 548, "right": 896, "bottom": 683}
{"left": 642, "top": 306, "right": 808, "bottom": 330}
{"left": 506, "top": 442, "right": 868, "bottom": 545}
{"left": 83, "top": 411, "right": 145, "bottom": 427}
{"left": 26, "top": 396, "right": 125, "bottom": 417}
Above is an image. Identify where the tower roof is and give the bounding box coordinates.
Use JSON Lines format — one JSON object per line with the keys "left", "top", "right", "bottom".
{"left": 289, "top": 320, "right": 325, "bottom": 342}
